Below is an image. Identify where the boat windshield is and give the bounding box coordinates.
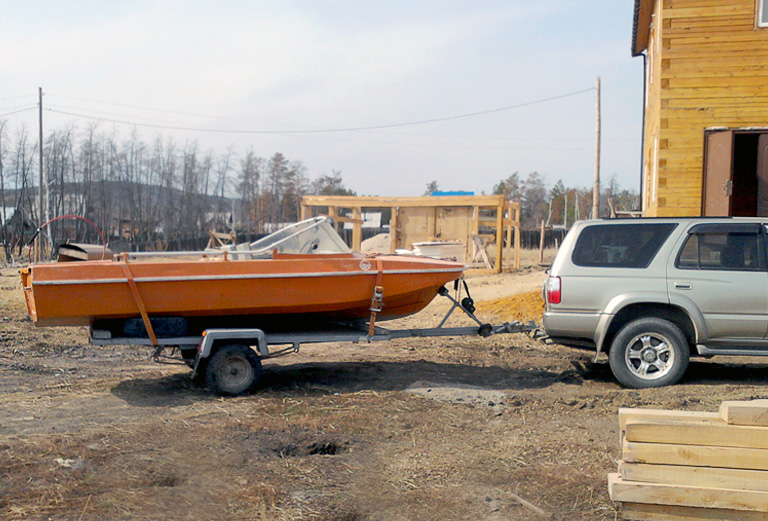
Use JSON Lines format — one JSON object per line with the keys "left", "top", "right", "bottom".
{"left": 223, "top": 217, "right": 351, "bottom": 259}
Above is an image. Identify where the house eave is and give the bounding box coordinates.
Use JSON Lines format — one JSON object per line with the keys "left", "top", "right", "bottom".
{"left": 632, "top": 0, "right": 654, "bottom": 56}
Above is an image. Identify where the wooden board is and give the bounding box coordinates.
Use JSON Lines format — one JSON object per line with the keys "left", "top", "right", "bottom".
{"left": 625, "top": 422, "right": 768, "bottom": 450}
{"left": 623, "top": 441, "right": 768, "bottom": 471}
{"left": 620, "top": 501, "right": 768, "bottom": 521}
{"left": 620, "top": 462, "right": 768, "bottom": 492}
{"left": 618, "top": 408, "right": 722, "bottom": 431}
{"left": 720, "top": 400, "right": 768, "bottom": 426}
{"left": 608, "top": 473, "right": 768, "bottom": 512}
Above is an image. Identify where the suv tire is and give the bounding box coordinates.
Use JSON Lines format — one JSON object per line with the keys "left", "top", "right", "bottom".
{"left": 608, "top": 318, "right": 689, "bottom": 389}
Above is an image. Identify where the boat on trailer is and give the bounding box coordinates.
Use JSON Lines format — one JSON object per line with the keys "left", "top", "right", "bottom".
{"left": 20, "top": 217, "right": 540, "bottom": 395}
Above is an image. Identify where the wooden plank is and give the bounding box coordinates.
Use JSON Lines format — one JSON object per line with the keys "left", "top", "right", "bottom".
{"left": 662, "top": 5, "right": 748, "bottom": 19}
{"left": 665, "top": 53, "right": 768, "bottom": 65}
{"left": 659, "top": 148, "right": 706, "bottom": 160}
{"left": 620, "top": 502, "right": 768, "bottom": 521}
{"left": 663, "top": 48, "right": 768, "bottom": 59}
{"left": 665, "top": 68, "right": 768, "bottom": 80}
{"left": 668, "top": 34, "right": 768, "bottom": 46}
{"left": 666, "top": 97, "right": 768, "bottom": 108}
{"left": 670, "top": 76, "right": 768, "bottom": 88}
{"left": 663, "top": 87, "right": 768, "bottom": 99}
{"left": 662, "top": 0, "right": 751, "bottom": 6}
{"left": 620, "top": 462, "right": 768, "bottom": 492}
{"left": 619, "top": 408, "right": 722, "bottom": 432}
{"left": 389, "top": 207, "right": 398, "bottom": 254}
{"left": 302, "top": 195, "right": 505, "bottom": 209}
{"left": 662, "top": 109, "right": 768, "bottom": 121}
{"left": 668, "top": 23, "right": 756, "bottom": 34}
{"left": 625, "top": 422, "right": 768, "bottom": 450}
{"left": 720, "top": 400, "right": 768, "bottom": 426}
{"left": 608, "top": 473, "right": 768, "bottom": 512}
{"left": 623, "top": 440, "right": 768, "bottom": 471}
{"left": 666, "top": 43, "right": 768, "bottom": 55}
{"left": 351, "top": 207, "right": 362, "bottom": 252}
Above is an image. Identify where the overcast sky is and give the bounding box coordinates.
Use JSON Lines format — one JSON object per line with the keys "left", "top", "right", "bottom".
{"left": 1, "top": 1, "right": 643, "bottom": 197}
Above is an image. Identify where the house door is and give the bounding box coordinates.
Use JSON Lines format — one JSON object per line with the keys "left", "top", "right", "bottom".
{"left": 757, "top": 135, "right": 768, "bottom": 215}
{"left": 703, "top": 130, "right": 733, "bottom": 216}
{"left": 703, "top": 130, "right": 768, "bottom": 217}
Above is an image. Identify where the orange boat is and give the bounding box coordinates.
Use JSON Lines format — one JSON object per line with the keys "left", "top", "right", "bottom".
{"left": 21, "top": 218, "right": 465, "bottom": 338}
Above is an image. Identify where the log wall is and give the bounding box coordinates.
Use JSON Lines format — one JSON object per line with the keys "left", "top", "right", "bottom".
{"left": 641, "top": 0, "right": 768, "bottom": 216}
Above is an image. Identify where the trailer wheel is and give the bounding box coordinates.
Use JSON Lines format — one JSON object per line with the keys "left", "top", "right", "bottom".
{"left": 205, "top": 344, "right": 262, "bottom": 395}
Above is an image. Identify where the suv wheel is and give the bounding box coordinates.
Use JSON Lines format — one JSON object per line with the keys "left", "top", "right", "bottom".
{"left": 608, "top": 318, "right": 689, "bottom": 389}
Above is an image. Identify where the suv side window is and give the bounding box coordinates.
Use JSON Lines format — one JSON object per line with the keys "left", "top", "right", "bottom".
{"left": 676, "top": 224, "right": 763, "bottom": 271}
{"left": 571, "top": 223, "right": 677, "bottom": 268}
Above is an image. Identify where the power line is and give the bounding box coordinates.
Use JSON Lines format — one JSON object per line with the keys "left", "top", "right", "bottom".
{"left": 47, "top": 93, "right": 242, "bottom": 121}
{"left": 0, "top": 106, "right": 37, "bottom": 118}
{"left": 45, "top": 87, "right": 595, "bottom": 135}
{"left": 0, "top": 95, "right": 35, "bottom": 102}
{"left": 49, "top": 103, "right": 217, "bottom": 127}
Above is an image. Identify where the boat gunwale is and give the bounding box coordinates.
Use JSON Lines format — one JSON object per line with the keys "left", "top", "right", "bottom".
{"left": 29, "top": 267, "right": 465, "bottom": 286}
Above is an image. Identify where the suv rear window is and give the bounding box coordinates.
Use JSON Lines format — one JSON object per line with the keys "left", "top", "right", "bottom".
{"left": 676, "top": 225, "right": 762, "bottom": 271}
{"left": 571, "top": 223, "right": 676, "bottom": 268}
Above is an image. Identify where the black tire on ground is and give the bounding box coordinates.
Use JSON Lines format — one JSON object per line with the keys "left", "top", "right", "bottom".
{"left": 204, "top": 344, "right": 262, "bottom": 395}
{"left": 608, "top": 317, "right": 689, "bottom": 389}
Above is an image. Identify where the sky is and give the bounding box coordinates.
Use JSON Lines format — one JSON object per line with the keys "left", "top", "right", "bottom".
{"left": 0, "top": 1, "right": 644, "bottom": 197}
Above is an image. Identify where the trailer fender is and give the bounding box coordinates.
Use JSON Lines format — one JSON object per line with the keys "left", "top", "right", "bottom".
{"left": 197, "top": 328, "right": 269, "bottom": 359}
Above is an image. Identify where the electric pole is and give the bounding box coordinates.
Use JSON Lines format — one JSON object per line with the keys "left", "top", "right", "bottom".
{"left": 592, "top": 76, "right": 601, "bottom": 219}
{"left": 38, "top": 87, "right": 44, "bottom": 260}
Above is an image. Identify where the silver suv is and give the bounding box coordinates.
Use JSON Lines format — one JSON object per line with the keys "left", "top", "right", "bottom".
{"left": 543, "top": 217, "right": 768, "bottom": 388}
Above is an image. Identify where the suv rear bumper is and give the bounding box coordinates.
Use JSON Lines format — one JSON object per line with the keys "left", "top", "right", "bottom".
{"left": 543, "top": 310, "right": 601, "bottom": 347}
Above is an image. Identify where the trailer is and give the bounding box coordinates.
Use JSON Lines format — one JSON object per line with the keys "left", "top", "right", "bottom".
{"left": 88, "top": 285, "right": 540, "bottom": 395}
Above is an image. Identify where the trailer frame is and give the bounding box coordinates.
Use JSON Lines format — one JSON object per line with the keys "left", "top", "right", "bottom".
{"left": 88, "top": 283, "right": 541, "bottom": 395}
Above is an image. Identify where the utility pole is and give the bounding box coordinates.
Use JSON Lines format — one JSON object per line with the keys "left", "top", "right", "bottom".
{"left": 592, "top": 76, "right": 601, "bottom": 219}
{"left": 563, "top": 191, "right": 568, "bottom": 228}
{"left": 38, "top": 87, "right": 44, "bottom": 260}
{"left": 575, "top": 190, "right": 580, "bottom": 221}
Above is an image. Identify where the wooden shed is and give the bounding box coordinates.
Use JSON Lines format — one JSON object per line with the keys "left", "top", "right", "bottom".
{"left": 634, "top": 0, "right": 768, "bottom": 216}
{"left": 300, "top": 195, "right": 522, "bottom": 272}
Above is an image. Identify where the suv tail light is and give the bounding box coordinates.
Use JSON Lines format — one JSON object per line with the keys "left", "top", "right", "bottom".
{"left": 546, "top": 276, "right": 561, "bottom": 304}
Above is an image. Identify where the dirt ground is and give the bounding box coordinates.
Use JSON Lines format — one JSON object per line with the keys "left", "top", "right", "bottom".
{"left": 3, "top": 261, "right": 768, "bottom": 521}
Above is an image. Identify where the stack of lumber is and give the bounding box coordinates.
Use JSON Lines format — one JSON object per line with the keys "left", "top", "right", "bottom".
{"left": 609, "top": 400, "right": 768, "bottom": 520}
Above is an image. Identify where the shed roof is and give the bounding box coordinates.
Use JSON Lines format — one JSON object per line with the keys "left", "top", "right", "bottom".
{"left": 632, "top": 0, "right": 654, "bottom": 56}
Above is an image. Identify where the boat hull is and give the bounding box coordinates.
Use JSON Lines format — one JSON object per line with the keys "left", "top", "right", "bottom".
{"left": 21, "top": 253, "right": 464, "bottom": 327}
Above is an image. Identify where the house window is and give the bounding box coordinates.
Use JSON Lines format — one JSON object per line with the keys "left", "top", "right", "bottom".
{"left": 759, "top": 0, "right": 768, "bottom": 27}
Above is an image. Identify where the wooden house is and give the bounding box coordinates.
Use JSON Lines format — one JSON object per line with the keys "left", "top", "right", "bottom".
{"left": 634, "top": 0, "right": 768, "bottom": 216}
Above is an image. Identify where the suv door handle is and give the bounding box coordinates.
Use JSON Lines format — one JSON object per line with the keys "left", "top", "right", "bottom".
{"left": 674, "top": 282, "right": 692, "bottom": 290}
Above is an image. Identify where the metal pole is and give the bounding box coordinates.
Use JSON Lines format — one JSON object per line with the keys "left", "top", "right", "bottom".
{"left": 592, "top": 76, "right": 601, "bottom": 219}
{"left": 38, "top": 87, "right": 44, "bottom": 260}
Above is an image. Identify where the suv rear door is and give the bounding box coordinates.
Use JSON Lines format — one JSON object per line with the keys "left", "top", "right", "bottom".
{"left": 667, "top": 223, "right": 768, "bottom": 342}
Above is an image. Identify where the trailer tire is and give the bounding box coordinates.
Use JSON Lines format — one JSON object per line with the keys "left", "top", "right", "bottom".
{"left": 205, "top": 344, "right": 262, "bottom": 395}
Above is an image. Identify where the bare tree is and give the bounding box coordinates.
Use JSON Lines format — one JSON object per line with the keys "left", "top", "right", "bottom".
{"left": 239, "top": 149, "right": 263, "bottom": 241}
{"left": 265, "top": 152, "right": 289, "bottom": 225}
{"left": 0, "top": 121, "right": 8, "bottom": 262}
{"left": 283, "top": 160, "right": 308, "bottom": 222}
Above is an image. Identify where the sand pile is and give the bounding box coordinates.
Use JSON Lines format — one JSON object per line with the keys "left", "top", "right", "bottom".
{"left": 478, "top": 288, "right": 544, "bottom": 323}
